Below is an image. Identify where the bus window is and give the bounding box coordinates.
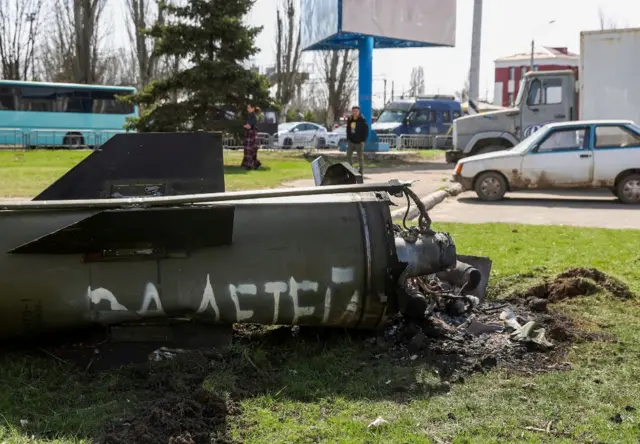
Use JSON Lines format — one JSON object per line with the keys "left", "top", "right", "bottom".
{"left": 20, "top": 87, "right": 56, "bottom": 112}
{"left": 0, "top": 87, "right": 16, "bottom": 110}
{"left": 442, "top": 111, "right": 451, "bottom": 122}
{"left": 92, "top": 90, "right": 134, "bottom": 114}
{"left": 56, "top": 88, "right": 92, "bottom": 113}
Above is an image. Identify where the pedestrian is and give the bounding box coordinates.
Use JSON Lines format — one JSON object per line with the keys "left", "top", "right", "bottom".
{"left": 346, "top": 105, "right": 369, "bottom": 175}
{"left": 241, "top": 103, "right": 262, "bottom": 170}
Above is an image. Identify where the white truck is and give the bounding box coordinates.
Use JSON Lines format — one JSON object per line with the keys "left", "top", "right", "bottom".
{"left": 447, "top": 27, "right": 640, "bottom": 163}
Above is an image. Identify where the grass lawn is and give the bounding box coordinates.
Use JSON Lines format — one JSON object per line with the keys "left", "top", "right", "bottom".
{"left": 0, "top": 149, "right": 444, "bottom": 198}
{"left": 0, "top": 223, "right": 639, "bottom": 443}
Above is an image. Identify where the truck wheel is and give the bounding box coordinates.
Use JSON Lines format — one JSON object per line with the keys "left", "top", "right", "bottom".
{"left": 474, "top": 172, "right": 507, "bottom": 201}
{"left": 616, "top": 174, "right": 640, "bottom": 204}
{"left": 475, "top": 145, "right": 504, "bottom": 155}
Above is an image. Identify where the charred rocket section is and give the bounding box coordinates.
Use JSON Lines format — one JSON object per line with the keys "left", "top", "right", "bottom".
{"left": 0, "top": 132, "right": 492, "bottom": 344}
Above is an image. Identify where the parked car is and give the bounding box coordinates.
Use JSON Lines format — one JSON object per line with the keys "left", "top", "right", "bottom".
{"left": 452, "top": 120, "right": 640, "bottom": 204}
{"left": 327, "top": 124, "right": 346, "bottom": 147}
{"left": 273, "top": 121, "right": 328, "bottom": 149}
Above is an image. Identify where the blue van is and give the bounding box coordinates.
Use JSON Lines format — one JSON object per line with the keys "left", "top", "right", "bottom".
{"left": 372, "top": 95, "right": 461, "bottom": 137}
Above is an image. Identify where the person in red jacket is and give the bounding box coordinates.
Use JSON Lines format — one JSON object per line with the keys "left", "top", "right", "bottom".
{"left": 241, "top": 103, "right": 262, "bottom": 170}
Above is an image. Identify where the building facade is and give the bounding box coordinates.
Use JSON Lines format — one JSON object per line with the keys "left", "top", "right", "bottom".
{"left": 493, "top": 47, "right": 579, "bottom": 107}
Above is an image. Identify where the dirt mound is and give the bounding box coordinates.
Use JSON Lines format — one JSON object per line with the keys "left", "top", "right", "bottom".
{"left": 101, "top": 389, "right": 231, "bottom": 444}
{"left": 98, "top": 353, "right": 237, "bottom": 444}
{"left": 523, "top": 267, "right": 633, "bottom": 302}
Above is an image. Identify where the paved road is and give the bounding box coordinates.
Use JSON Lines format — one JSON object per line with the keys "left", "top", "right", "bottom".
{"left": 283, "top": 161, "right": 452, "bottom": 207}
{"left": 285, "top": 161, "right": 639, "bottom": 229}
{"left": 430, "top": 189, "right": 640, "bottom": 229}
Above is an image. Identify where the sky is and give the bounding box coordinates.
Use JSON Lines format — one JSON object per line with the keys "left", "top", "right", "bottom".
{"left": 108, "top": 0, "right": 640, "bottom": 108}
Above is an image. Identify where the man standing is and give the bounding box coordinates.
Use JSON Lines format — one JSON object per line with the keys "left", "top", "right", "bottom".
{"left": 346, "top": 105, "right": 369, "bottom": 175}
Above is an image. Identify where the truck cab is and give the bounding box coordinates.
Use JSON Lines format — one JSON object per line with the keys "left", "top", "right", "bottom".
{"left": 373, "top": 95, "right": 462, "bottom": 138}
{"left": 447, "top": 70, "right": 577, "bottom": 163}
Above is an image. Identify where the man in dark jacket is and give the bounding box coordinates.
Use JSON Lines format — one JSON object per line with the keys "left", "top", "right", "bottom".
{"left": 345, "top": 106, "right": 369, "bottom": 175}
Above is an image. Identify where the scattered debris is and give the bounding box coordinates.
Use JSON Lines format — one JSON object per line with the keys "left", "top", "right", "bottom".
{"left": 148, "top": 347, "right": 187, "bottom": 362}
{"left": 367, "top": 417, "right": 389, "bottom": 428}
{"left": 611, "top": 413, "right": 623, "bottom": 424}
{"left": 374, "top": 268, "right": 625, "bottom": 380}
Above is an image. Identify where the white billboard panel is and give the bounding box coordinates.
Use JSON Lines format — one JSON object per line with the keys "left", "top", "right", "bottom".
{"left": 300, "top": 0, "right": 339, "bottom": 50}
{"left": 580, "top": 28, "right": 640, "bottom": 124}
{"left": 341, "top": 0, "right": 456, "bottom": 46}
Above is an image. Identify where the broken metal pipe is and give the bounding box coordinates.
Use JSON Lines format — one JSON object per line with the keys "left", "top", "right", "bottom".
{"left": 436, "top": 260, "right": 483, "bottom": 292}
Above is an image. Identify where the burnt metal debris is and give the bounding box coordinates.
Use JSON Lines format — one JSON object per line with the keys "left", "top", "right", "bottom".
{"left": 0, "top": 133, "right": 491, "bottom": 342}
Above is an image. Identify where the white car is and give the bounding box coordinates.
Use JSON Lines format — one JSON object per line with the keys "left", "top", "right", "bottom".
{"left": 273, "top": 121, "right": 328, "bottom": 149}
{"left": 327, "top": 125, "right": 347, "bottom": 147}
{"left": 453, "top": 119, "right": 640, "bottom": 204}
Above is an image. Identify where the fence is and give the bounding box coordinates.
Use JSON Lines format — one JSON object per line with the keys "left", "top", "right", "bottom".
{"left": 1, "top": 129, "right": 112, "bottom": 150}
{"left": 0, "top": 128, "right": 453, "bottom": 151}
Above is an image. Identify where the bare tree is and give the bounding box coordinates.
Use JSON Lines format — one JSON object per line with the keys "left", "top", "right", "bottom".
{"left": 455, "top": 71, "right": 470, "bottom": 102}
{"left": 40, "top": 0, "right": 109, "bottom": 83}
{"left": 0, "top": 0, "right": 43, "bottom": 80}
{"left": 102, "top": 47, "right": 137, "bottom": 86}
{"left": 316, "top": 50, "right": 356, "bottom": 127}
{"left": 274, "top": 0, "right": 302, "bottom": 117}
{"left": 408, "top": 66, "right": 425, "bottom": 96}
{"left": 39, "top": 0, "right": 75, "bottom": 82}
{"left": 125, "top": 0, "right": 164, "bottom": 88}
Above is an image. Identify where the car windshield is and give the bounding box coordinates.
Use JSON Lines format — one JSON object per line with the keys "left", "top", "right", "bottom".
{"left": 278, "top": 122, "right": 298, "bottom": 131}
{"left": 509, "top": 126, "right": 549, "bottom": 153}
{"left": 377, "top": 110, "right": 407, "bottom": 123}
{"left": 514, "top": 79, "right": 526, "bottom": 107}
{"left": 628, "top": 123, "right": 640, "bottom": 134}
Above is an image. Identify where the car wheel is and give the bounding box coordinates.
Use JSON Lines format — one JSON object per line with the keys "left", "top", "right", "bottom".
{"left": 282, "top": 138, "right": 293, "bottom": 149}
{"left": 616, "top": 173, "right": 640, "bottom": 204}
{"left": 474, "top": 172, "right": 507, "bottom": 201}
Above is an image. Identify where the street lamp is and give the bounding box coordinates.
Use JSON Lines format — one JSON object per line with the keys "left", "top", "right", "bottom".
{"left": 530, "top": 20, "right": 556, "bottom": 71}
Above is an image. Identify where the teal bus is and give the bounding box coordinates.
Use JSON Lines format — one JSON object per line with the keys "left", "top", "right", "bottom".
{"left": 0, "top": 80, "right": 138, "bottom": 149}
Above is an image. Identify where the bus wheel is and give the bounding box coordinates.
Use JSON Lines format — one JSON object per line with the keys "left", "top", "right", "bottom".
{"left": 63, "top": 132, "right": 85, "bottom": 149}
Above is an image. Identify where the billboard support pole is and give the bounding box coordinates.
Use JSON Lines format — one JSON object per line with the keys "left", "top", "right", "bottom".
{"left": 358, "top": 36, "right": 374, "bottom": 142}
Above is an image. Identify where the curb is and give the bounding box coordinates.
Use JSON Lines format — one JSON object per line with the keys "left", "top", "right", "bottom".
{"left": 390, "top": 183, "right": 463, "bottom": 221}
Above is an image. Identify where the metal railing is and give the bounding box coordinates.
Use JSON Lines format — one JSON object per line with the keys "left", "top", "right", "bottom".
{"left": 0, "top": 129, "right": 25, "bottom": 149}
{"left": 1, "top": 129, "right": 117, "bottom": 150}
{"left": 0, "top": 128, "right": 449, "bottom": 152}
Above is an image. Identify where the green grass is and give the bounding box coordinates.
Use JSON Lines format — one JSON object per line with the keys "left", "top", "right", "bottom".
{"left": 0, "top": 223, "right": 639, "bottom": 443}
{"left": 0, "top": 149, "right": 444, "bottom": 197}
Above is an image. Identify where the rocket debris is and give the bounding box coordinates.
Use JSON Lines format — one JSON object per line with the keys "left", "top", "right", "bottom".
{"left": 0, "top": 134, "right": 491, "bottom": 341}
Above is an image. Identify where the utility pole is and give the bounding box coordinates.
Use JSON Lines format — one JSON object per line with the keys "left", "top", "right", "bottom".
{"left": 468, "top": 0, "right": 483, "bottom": 105}
{"left": 530, "top": 20, "right": 556, "bottom": 71}
{"left": 26, "top": 12, "right": 37, "bottom": 80}
{"left": 383, "top": 79, "right": 387, "bottom": 105}
{"left": 530, "top": 39, "right": 535, "bottom": 71}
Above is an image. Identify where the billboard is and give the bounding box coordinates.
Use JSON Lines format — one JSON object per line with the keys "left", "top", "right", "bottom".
{"left": 300, "top": 0, "right": 339, "bottom": 50}
{"left": 341, "top": 0, "right": 456, "bottom": 46}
